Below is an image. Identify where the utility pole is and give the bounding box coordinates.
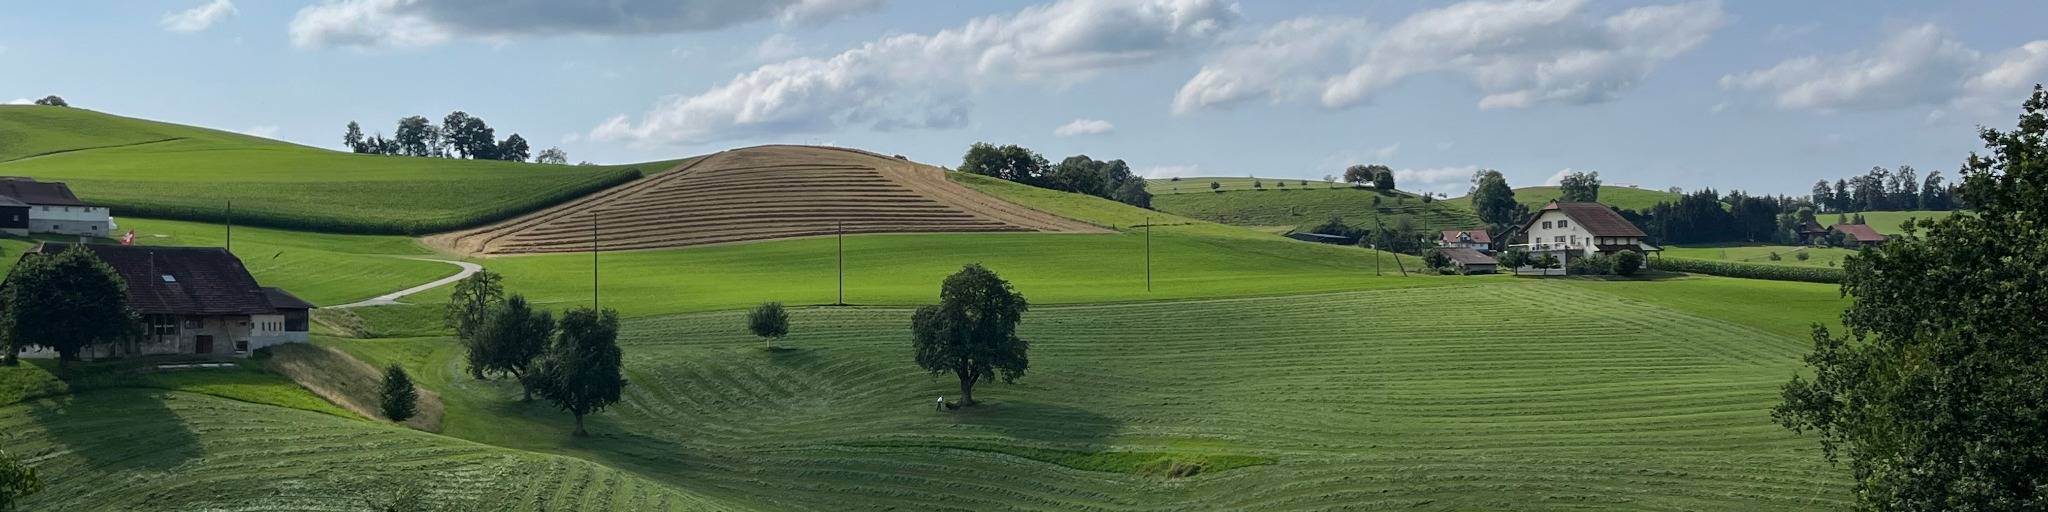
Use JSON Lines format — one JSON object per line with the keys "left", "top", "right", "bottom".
{"left": 1144, "top": 217, "right": 1152, "bottom": 292}
{"left": 591, "top": 211, "right": 599, "bottom": 310}
{"left": 837, "top": 221, "right": 845, "bottom": 306}
{"left": 225, "top": 199, "right": 233, "bottom": 252}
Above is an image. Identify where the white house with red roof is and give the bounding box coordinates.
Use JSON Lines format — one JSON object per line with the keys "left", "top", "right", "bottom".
{"left": 1509, "top": 201, "right": 1660, "bottom": 274}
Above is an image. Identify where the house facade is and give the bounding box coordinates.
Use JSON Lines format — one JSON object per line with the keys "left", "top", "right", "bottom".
{"left": 0, "top": 177, "right": 116, "bottom": 236}
{"left": 1794, "top": 220, "right": 1830, "bottom": 245}
{"left": 1509, "top": 201, "right": 1660, "bottom": 274}
{"left": 1830, "top": 224, "right": 1888, "bottom": 248}
{"left": 14, "top": 243, "right": 313, "bottom": 359}
{"left": 1438, "top": 230, "right": 1492, "bottom": 252}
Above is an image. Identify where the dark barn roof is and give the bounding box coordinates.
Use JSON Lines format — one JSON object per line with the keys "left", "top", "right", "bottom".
{"left": 1440, "top": 230, "right": 1492, "bottom": 244}
{"left": 1439, "top": 247, "right": 1498, "bottom": 266}
{"left": 1529, "top": 201, "right": 1647, "bottom": 237}
{"left": 1831, "top": 224, "right": 1888, "bottom": 243}
{"left": 0, "top": 177, "right": 87, "bottom": 207}
{"left": 262, "top": 287, "right": 315, "bottom": 310}
{"left": 31, "top": 243, "right": 306, "bottom": 315}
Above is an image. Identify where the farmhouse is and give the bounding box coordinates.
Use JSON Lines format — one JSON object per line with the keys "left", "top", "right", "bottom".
{"left": 1830, "top": 223, "right": 1888, "bottom": 248}
{"left": 1437, "top": 247, "right": 1498, "bottom": 274}
{"left": 1509, "top": 201, "right": 1660, "bottom": 274}
{"left": 0, "top": 177, "right": 116, "bottom": 236}
{"left": 14, "top": 243, "right": 312, "bottom": 359}
{"left": 1794, "top": 220, "right": 1829, "bottom": 245}
{"left": 1439, "top": 230, "right": 1492, "bottom": 252}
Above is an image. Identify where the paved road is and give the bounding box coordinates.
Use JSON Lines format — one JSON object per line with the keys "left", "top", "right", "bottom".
{"left": 332, "top": 258, "right": 483, "bottom": 309}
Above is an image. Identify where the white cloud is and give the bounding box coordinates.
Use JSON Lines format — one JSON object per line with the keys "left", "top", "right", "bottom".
{"left": 1142, "top": 164, "right": 1203, "bottom": 179}
{"left": 241, "top": 125, "right": 281, "bottom": 138}
{"left": 1372, "top": 143, "right": 1400, "bottom": 160}
{"left": 591, "top": 0, "right": 1240, "bottom": 145}
{"left": 1394, "top": 165, "right": 1481, "bottom": 196}
{"left": 1176, "top": 0, "right": 1723, "bottom": 113}
{"left": 1722, "top": 24, "right": 2048, "bottom": 113}
{"left": 1054, "top": 118, "right": 1115, "bottom": 137}
{"left": 753, "top": 33, "right": 804, "bottom": 61}
{"left": 1541, "top": 169, "right": 1574, "bottom": 186}
{"left": 163, "top": 0, "right": 237, "bottom": 33}
{"left": 5, "top": 98, "right": 33, "bottom": 105}
{"left": 289, "top": 0, "right": 890, "bottom": 49}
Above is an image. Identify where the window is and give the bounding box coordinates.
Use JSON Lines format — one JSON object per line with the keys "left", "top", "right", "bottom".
{"left": 1542, "top": 221, "right": 1553, "bottom": 229}
{"left": 161, "top": 274, "right": 176, "bottom": 283}
{"left": 149, "top": 315, "right": 178, "bottom": 336}
{"left": 184, "top": 317, "right": 203, "bottom": 329}
{"left": 1553, "top": 235, "right": 1565, "bottom": 243}
{"left": 1570, "top": 235, "right": 1578, "bottom": 245}
{"left": 235, "top": 340, "right": 249, "bottom": 353}
{"left": 1558, "top": 220, "right": 1569, "bottom": 228}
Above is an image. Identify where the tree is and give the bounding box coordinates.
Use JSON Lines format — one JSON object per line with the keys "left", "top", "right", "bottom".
{"left": 393, "top": 116, "right": 435, "bottom": 157}
{"left": 747, "top": 302, "right": 790, "bottom": 348}
{"left": 959, "top": 143, "right": 1048, "bottom": 186}
{"left": 1208, "top": 181, "right": 1221, "bottom": 192}
{"left": 1558, "top": 171, "right": 1601, "bottom": 202}
{"left": 0, "top": 450, "right": 42, "bottom": 512}
{"left": 474, "top": 295, "right": 554, "bottom": 400}
{"left": 1342, "top": 164, "right": 1376, "bottom": 186}
{"left": 1111, "top": 177, "right": 1152, "bottom": 208}
{"left": 1774, "top": 84, "right": 2048, "bottom": 511}
{"left": 380, "top": 364, "right": 419, "bottom": 422}
{"left": 1421, "top": 248, "right": 1450, "bottom": 269}
{"left": 344, "top": 121, "right": 367, "bottom": 153}
{"left": 1534, "top": 253, "right": 1560, "bottom": 273}
{"left": 497, "top": 133, "right": 531, "bottom": 162}
{"left": 31, "top": 96, "right": 66, "bottom": 107}
{"left": 1811, "top": 180, "right": 1834, "bottom": 212}
{"left": 1497, "top": 248, "right": 1529, "bottom": 276}
{"left": 535, "top": 147, "right": 569, "bottom": 165}
{"left": 442, "top": 111, "right": 479, "bottom": 158}
{"left": 1469, "top": 169, "right": 1520, "bottom": 230}
{"left": 1611, "top": 250, "right": 1642, "bottom": 276}
{"left": 466, "top": 118, "right": 499, "bottom": 160}
{"left": 0, "top": 246, "right": 137, "bottom": 368}
{"left": 536, "top": 307, "right": 627, "bottom": 436}
{"left": 910, "top": 264, "right": 1029, "bottom": 407}
{"left": 1371, "top": 165, "right": 1395, "bottom": 191}
{"left": 445, "top": 269, "right": 505, "bottom": 378}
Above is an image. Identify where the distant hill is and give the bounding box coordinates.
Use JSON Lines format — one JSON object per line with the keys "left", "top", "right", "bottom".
{"left": 0, "top": 105, "right": 662, "bottom": 234}
{"left": 1149, "top": 177, "right": 1484, "bottom": 231}
{"left": 1445, "top": 185, "right": 1683, "bottom": 213}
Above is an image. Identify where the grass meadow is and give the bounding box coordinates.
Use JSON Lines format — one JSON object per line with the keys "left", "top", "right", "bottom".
{"left": 1149, "top": 185, "right": 1485, "bottom": 231}
{"left": 1445, "top": 185, "right": 1684, "bottom": 212}
{"left": 1663, "top": 244, "right": 1857, "bottom": 268}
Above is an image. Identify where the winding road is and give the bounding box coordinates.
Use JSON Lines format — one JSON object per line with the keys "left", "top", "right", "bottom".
{"left": 332, "top": 258, "right": 483, "bottom": 309}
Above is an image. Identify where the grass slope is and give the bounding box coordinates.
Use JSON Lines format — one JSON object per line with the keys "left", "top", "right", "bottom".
{"left": 1446, "top": 186, "right": 1683, "bottom": 212}
{"left": 1151, "top": 186, "right": 1484, "bottom": 231}
{"left": 0, "top": 105, "right": 665, "bottom": 234}
{"left": 326, "top": 278, "right": 1850, "bottom": 510}
{"left": 1663, "top": 244, "right": 1856, "bottom": 268}
{"left": 468, "top": 174, "right": 1435, "bottom": 317}
{"left": 1824, "top": 210, "right": 1957, "bottom": 234}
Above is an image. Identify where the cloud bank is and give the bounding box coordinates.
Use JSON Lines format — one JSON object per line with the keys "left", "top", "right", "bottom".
{"left": 1721, "top": 23, "right": 2048, "bottom": 112}
{"left": 289, "top": 0, "right": 889, "bottom": 48}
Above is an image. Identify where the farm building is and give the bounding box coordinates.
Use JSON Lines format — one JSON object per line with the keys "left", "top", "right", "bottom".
{"left": 1438, "top": 247, "right": 1498, "bottom": 274}
{"left": 1508, "top": 201, "right": 1660, "bottom": 275}
{"left": 1285, "top": 231, "right": 1357, "bottom": 245}
{"left": 1439, "top": 230, "right": 1492, "bottom": 252}
{"left": 1830, "top": 223, "right": 1888, "bottom": 247}
{"left": 12, "top": 243, "right": 312, "bottom": 359}
{"left": 1794, "top": 220, "right": 1829, "bottom": 245}
{"left": 0, "top": 177, "right": 116, "bottom": 236}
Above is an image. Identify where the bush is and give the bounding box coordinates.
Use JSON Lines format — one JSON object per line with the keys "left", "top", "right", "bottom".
{"left": 379, "top": 364, "right": 418, "bottom": 422}
{"left": 1768, "top": 251, "right": 1783, "bottom": 261}
{"left": 1421, "top": 248, "right": 1451, "bottom": 269}
{"left": 1796, "top": 251, "right": 1811, "bottom": 261}
{"left": 1612, "top": 250, "right": 1643, "bottom": 276}
{"left": 1649, "top": 257, "right": 1844, "bottom": 283}
{"left": 747, "top": 302, "right": 790, "bottom": 347}
{"left": 1568, "top": 253, "right": 1612, "bottom": 275}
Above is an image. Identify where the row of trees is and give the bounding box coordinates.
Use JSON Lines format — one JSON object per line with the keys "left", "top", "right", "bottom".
{"left": 343, "top": 112, "right": 568, "bottom": 164}
{"left": 1341, "top": 164, "right": 1397, "bottom": 191}
{"left": 1810, "top": 165, "right": 1957, "bottom": 213}
{"left": 29, "top": 96, "right": 67, "bottom": 107}
{"left": 959, "top": 143, "right": 1150, "bottom": 208}
{"left": 445, "top": 270, "right": 626, "bottom": 436}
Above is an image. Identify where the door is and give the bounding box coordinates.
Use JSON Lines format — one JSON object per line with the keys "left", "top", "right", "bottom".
{"left": 195, "top": 335, "right": 214, "bottom": 354}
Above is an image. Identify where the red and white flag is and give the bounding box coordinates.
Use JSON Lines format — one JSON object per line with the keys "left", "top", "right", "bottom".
{"left": 120, "top": 229, "right": 136, "bottom": 245}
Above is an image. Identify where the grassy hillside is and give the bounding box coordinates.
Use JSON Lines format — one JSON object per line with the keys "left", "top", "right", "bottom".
{"left": 1664, "top": 244, "right": 1857, "bottom": 268}
{"left": 1146, "top": 176, "right": 1339, "bottom": 193}
{"left": 1825, "top": 210, "right": 1957, "bottom": 234}
{"left": 320, "top": 278, "right": 1850, "bottom": 510}
{"left": 463, "top": 174, "right": 1437, "bottom": 317}
{"left": 1446, "top": 185, "right": 1683, "bottom": 212}
{"left": 1149, "top": 180, "right": 1484, "bottom": 231}
{"left": 0, "top": 105, "right": 666, "bottom": 234}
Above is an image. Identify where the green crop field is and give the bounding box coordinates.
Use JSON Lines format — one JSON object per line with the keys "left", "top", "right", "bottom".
{"left": 1663, "top": 244, "right": 1856, "bottom": 268}
{"left": 1150, "top": 185, "right": 1484, "bottom": 232}
{"left": 270, "top": 277, "right": 1852, "bottom": 510}
{"left": 1824, "top": 210, "right": 1957, "bottom": 234}
{"left": 0, "top": 105, "right": 671, "bottom": 234}
{"left": 1446, "top": 185, "right": 1682, "bottom": 212}
{"left": 1145, "top": 176, "right": 1348, "bottom": 193}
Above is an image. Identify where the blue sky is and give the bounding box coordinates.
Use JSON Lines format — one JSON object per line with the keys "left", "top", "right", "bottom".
{"left": 5, "top": 0, "right": 2045, "bottom": 197}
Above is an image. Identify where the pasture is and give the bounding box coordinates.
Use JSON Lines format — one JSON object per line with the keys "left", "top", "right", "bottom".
{"left": 1445, "top": 185, "right": 1683, "bottom": 212}
{"left": 289, "top": 278, "right": 1851, "bottom": 510}
{"left": 1663, "top": 244, "right": 1855, "bottom": 268}
{"left": 1150, "top": 185, "right": 1484, "bottom": 231}
{"left": 1825, "top": 210, "right": 1956, "bottom": 234}
{"left": 0, "top": 105, "right": 666, "bottom": 234}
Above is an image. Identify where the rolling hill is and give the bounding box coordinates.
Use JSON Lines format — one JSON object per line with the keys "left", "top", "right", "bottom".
{"left": 431, "top": 145, "right": 1103, "bottom": 255}
{"left": 1445, "top": 185, "right": 1683, "bottom": 212}
{"left": 0, "top": 105, "right": 664, "bottom": 234}
{"left": 1148, "top": 177, "right": 1485, "bottom": 232}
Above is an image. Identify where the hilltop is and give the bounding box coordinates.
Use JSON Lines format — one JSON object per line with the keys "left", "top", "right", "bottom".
{"left": 0, "top": 105, "right": 662, "bottom": 234}
{"left": 1445, "top": 185, "right": 1682, "bottom": 212}
{"left": 1147, "top": 177, "right": 1484, "bottom": 232}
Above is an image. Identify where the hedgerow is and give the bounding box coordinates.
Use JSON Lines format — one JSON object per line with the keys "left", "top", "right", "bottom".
{"left": 1650, "top": 256, "right": 1845, "bottom": 284}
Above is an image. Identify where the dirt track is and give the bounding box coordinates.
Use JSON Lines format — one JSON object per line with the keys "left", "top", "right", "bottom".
{"left": 424, "top": 145, "right": 1106, "bottom": 255}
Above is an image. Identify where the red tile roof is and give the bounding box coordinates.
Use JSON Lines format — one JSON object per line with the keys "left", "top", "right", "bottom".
{"left": 1530, "top": 201, "right": 1647, "bottom": 237}
{"left": 1440, "top": 230, "right": 1492, "bottom": 244}
{"left": 1831, "top": 224, "right": 1888, "bottom": 243}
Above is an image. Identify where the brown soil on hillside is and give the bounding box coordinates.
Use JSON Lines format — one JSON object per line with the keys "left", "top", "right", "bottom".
{"left": 426, "top": 145, "right": 1105, "bottom": 255}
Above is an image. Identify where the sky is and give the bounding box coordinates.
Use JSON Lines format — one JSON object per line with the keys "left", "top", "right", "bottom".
{"left": 4, "top": 0, "right": 2046, "bottom": 197}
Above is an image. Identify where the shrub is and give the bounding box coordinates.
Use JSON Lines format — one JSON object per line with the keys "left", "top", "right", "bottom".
{"left": 1421, "top": 248, "right": 1450, "bottom": 269}
{"left": 1768, "top": 251, "right": 1783, "bottom": 261}
{"left": 747, "top": 302, "right": 790, "bottom": 348}
{"left": 1612, "top": 250, "right": 1643, "bottom": 276}
{"left": 1650, "top": 257, "right": 1844, "bottom": 283}
{"left": 1796, "top": 251, "right": 1812, "bottom": 261}
{"left": 380, "top": 364, "right": 418, "bottom": 422}
{"left": 1569, "top": 253, "right": 1612, "bottom": 275}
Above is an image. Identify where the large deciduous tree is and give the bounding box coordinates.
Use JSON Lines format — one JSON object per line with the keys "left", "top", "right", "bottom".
{"left": 535, "top": 147, "right": 569, "bottom": 165}
{"left": 0, "top": 246, "right": 137, "bottom": 368}
{"left": 393, "top": 116, "right": 435, "bottom": 157}
{"left": 446, "top": 269, "right": 505, "bottom": 378}
{"left": 1774, "top": 84, "right": 2048, "bottom": 511}
{"left": 497, "top": 134, "right": 531, "bottom": 162}
{"left": 537, "top": 307, "right": 627, "bottom": 436}
{"left": 32, "top": 96, "right": 66, "bottom": 107}
{"left": 1469, "top": 169, "right": 1520, "bottom": 230}
{"left": 1558, "top": 171, "right": 1601, "bottom": 202}
{"left": 960, "top": 143, "right": 1048, "bottom": 186}
{"left": 475, "top": 294, "right": 555, "bottom": 400}
{"left": 344, "top": 121, "right": 366, "bottom": 153}
{"left": 910, "top": 264, "right": 1030, "bottom": 407}
{"left": 1370, "top": 165, "right": 1395, "bottom": 191}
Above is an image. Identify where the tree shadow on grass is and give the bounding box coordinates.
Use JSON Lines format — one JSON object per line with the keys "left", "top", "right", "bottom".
{"left": 949, "top": 398, "right": 1122, "bottom": 447}
{"left": 24, "top": 388, "right": 200, "bottom": 472}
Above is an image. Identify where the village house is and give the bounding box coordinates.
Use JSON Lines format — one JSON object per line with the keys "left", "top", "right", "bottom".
{"left": 1830, "top": 223, "right": 1888, "bottom": 248}
{"left": 1509, "top": 201, "right": 1661, "bottom": 274}
{"left": 0, "top": 177, "right": 116, "bottom": 236}
{"left": 1794, "top": 220, "right": 1830, "bottom": 245}
{"left": 13, "top": 243, "right": 313, "bottom": 359}
{"left": 1438, "top": 230, "right": 1492, "bottom": 252}
{"left": 1437, "top": 247, "right": 1499, "bottom": 274}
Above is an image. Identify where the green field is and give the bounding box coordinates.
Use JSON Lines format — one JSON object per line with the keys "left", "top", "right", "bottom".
{"left": 1146, "top": 176, "right": 1352, "bottom": 193}
{"left": 1146, "top": 179, "right": 1484, "bottom": 231}
{"left": 1446, "top": 185, "right": 1682, "bottom": 212}
{"left": 1824, "top": 210, "right": 1957, "bottom": 234}
{"left": 1663, "top": 244, "right": 1855, "bottom": 268}
{"left": 0, "top": 105, "right": 667, "bottom": 234}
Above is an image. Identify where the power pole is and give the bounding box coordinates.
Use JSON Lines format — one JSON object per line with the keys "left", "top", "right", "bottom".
{"left": 225, "top": 199, "right": 233, "bottom": 252}
{"left": 591, "top": 211, "right": 599, "bottom": 310}
{"left": 1144, "top": 217, "right": 1152, "bottom": 292}
{"left": 837, "top": 221, "right": 845, "bottom": 306}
